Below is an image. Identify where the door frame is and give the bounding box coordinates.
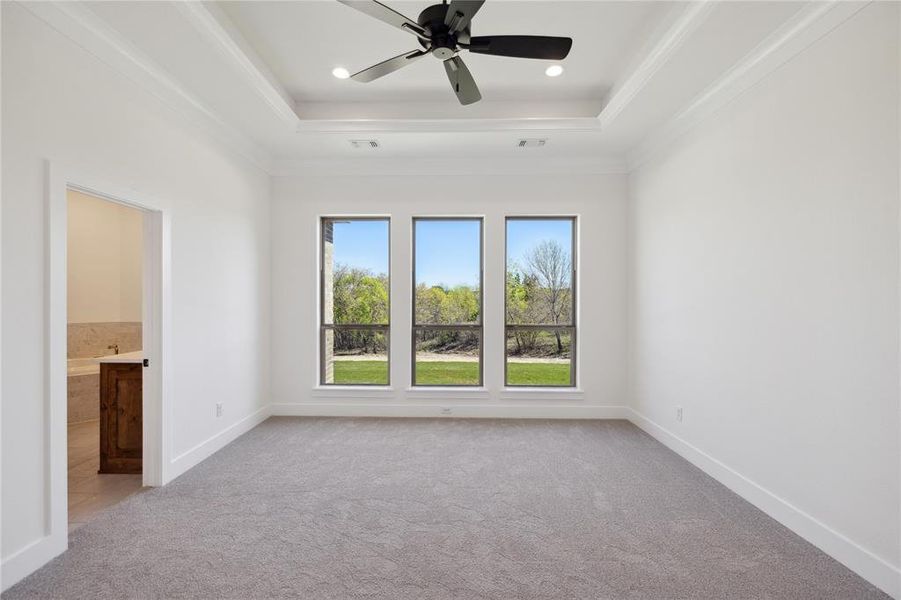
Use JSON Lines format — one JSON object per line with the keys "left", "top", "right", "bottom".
{"left": 45, "top": 160, "right": 171, "bottom": 551}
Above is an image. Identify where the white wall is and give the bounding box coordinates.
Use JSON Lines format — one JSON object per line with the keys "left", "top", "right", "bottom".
{"left": 628, "top": 3, "right": 900, "bottom": 595}
{"left": 1, "top": 3, "right": 270, "bottom": 586}
{"left": 3, "top": 0, "right": 898, "bottom": 595}
{"left": 67, "top": 189, "right": 143, "bottom": 324}
{"left": 271, "top": 171, "right": 628, "bottom": 417}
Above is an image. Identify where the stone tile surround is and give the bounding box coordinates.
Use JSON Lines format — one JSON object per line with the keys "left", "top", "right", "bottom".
{"left": 67, "top": 322, "right": 142, "bottom": 424}
{"left": 68, "top": 374, "right": 99, "bottom": 423}
{"left": 68, "top": 322, "right": 141, "bottom": 358}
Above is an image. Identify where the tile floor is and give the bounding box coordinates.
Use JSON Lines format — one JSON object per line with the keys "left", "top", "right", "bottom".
{"left": 68, "top": 419, "right": 144, "bottom": 532}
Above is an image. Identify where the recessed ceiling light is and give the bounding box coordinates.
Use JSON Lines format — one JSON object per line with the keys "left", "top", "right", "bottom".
{"left": 545, "top": 65, "right": 564, "bottom": 77}
{"left": 332, "top": 67, "right": 350, "bottom": 80}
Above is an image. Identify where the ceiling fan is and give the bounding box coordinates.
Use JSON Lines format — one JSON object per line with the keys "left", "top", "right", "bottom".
{"left": 337, "top": 0, "right": 573, "bottom": 105}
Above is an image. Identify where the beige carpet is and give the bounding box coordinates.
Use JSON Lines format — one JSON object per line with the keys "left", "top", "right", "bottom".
{"left": 3, "top": 417, "right": 889, "bottom": 599}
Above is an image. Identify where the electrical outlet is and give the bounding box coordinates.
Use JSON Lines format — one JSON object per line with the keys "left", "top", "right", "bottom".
{"left": 216, "top": 403, "right": 224, "bottom": 418}
{"left": 440, "top": 407, "right": 452, "bottom": 416}
{"left": 676, "top": 406, "right": 683, "bottom": 422}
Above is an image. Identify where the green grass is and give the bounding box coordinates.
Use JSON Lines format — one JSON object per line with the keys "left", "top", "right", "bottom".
{"left": 506, "top": 362, "right": 571, "bottom": 386}
{"left": 415, "top": 361, "right": 480, "bottom": 385}
{"left": 333, "top": 360, "right": 388, "bottom": 385}
{"left": 332, "top": 360, "right": 570, "bottom": 386}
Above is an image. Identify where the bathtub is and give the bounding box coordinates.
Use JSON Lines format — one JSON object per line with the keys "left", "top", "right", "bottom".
{"left": 68, "top": 358, "right": 101, "bottom": 423}
{"left": 68, "top": 357, "right": 100, "bottom": 376}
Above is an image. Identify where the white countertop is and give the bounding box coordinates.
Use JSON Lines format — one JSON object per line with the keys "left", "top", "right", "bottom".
{"left": 97, "top": 350, "right": 144, "bottom": 364}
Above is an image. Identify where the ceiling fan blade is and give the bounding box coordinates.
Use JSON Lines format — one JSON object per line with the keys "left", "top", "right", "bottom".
{"left": 467, "top": 35, "right": 572, "bottom": 60}
{"left": 337, "top": 0, "right": 427, "bottom": 38}
{"left": 351, "top": 49, "right": 428, "bottom": 83}
{"left": 444, "top": 0, "right": 485, "bottom": 34}
{"left": 444, "top": 56, "right": 481, "bottom": 105}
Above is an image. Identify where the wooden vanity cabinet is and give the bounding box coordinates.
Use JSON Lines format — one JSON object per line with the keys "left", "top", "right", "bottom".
{"left": 99, "top": 362, "right": 143, "bottom": 474}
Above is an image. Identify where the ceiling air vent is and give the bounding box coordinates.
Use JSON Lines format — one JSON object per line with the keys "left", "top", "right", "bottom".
{"left": 350, "top": 139, "right": 380, "bottom": 149}
{"left": 517, "top": 138, "right": 547, "bottom": 148}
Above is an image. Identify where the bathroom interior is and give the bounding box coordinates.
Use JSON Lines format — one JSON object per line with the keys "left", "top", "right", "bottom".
{"left": 67, "top": 189, "right": 146, "bottom": 531}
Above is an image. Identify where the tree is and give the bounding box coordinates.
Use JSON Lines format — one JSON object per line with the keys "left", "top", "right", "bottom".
{"left": 415, "top": 284, "right": 446, "bottom": 324}
{"left": 443, "top": 285, "right": 479, "bottom": 324}
{"left": 332, "top": 264, "right": 389, "bottom": 353}
{"left": 333, "top": 265, "right": 389, "bottom": 325}
{"left": 414, "top": 283, "right": 480, "bottom": 353}
{"left": 525, "top": 240, "right": 571, "bottom": 353}
{"left": 505, "top": 267, "right": 538, "bottom": 354}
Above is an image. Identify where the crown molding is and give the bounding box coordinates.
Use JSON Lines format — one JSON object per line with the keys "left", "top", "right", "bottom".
{"left": 294, "top": 99, "right": 605, "bottom": 122}
{"left": 269, "top": 155, "right": 628, "bottom": 177}
{"left": 17, "top": 1, "right": 273, "bottom": 173}
{"left": 627, "top": 0, "right": 870, "bottom": 171}
{"left": 20, "top": 0, "right": 857, "bottom": 179}
{"left": 294, "top": 117, "right": 604, "bottom": 134}
{"left": 597, "top": 1, "right": 715, "bottom": 129}
{"left": 172, "top": 1, "right": 300, "bottom": 129}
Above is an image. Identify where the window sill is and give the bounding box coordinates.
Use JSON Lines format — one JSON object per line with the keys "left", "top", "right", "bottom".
{"left": 312, "top": 386, "right": 395, "bottom": 399}
{"left": 406, "top": 386, "right": 487, "bottom": 391}
{"left": 500, "top": 387, "right": 584, "bottom": 401}
{"left": 405, "top": 387, "right": 491, "bottom": 399}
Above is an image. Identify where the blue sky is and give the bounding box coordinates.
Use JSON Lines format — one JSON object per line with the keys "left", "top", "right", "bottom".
{"left": 332, "top": 220, "right": 389, "bottom": 275}
{"left": 331, "top": 218, "right": 573, "bottom": 287}
{"left": 506, "top": 219, "right": 573, "bottom": 272}
{"left": 415, "top": 220, "right": 481, "bottom": 288}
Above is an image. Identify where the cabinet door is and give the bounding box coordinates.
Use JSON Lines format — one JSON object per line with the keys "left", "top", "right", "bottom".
{"left": 99, "top": 363, "right": 142, "bottom": 473}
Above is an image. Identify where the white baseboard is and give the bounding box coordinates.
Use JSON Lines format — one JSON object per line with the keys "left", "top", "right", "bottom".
{"left": 270, "top": 402, "right": 630, "bottom": 420}
{"left": 166, "top": 404, "right": 271, "bottom": 483}
{"left": 1, "top": 533, "right": 67, "bottom": 593}
{"left": 628, "top": 408, "right": 901, "bottom": 599}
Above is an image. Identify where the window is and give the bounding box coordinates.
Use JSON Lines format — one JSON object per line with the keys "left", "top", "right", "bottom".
{"left": 320, "top": 218, "right": 390, "bottom": 385}
{"left": 412, "top": 218, "right": 483, "bottom": 386}
{"left": 505, "top": 217, "right": 576, "bottom": 387}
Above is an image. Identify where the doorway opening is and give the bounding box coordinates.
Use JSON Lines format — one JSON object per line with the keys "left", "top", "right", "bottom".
{"left": 66, "top": 190, "right": 147, "bottom": 531}
{"left": 44, "top": 163, "right": 168, "bottom": 559}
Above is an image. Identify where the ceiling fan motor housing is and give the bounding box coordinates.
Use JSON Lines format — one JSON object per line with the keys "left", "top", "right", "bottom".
{"left": 418, "top": 3, "right": 464, "bottom": 59}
